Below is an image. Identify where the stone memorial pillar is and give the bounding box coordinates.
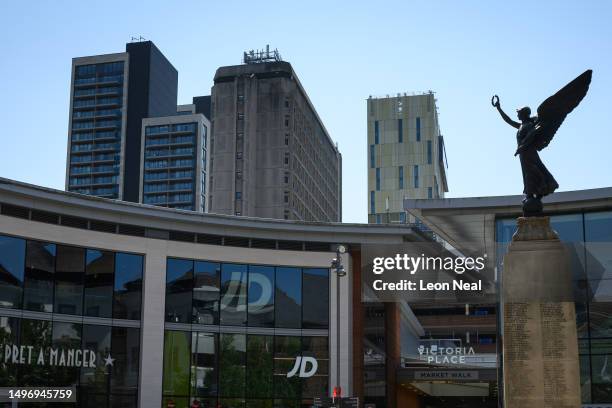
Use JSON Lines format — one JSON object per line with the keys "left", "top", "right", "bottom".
{"left": 502, "top": 217, "right": 581, "bottom": 408}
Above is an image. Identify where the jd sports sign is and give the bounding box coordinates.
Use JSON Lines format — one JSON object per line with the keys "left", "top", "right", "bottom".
{"left": 287, "top": 356, "right": 318, "bottom": 378}
{"left": 2, "top": 344, "right": 114, "bottom": 368}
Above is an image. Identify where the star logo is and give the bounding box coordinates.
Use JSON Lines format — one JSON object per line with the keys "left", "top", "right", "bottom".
{"left": 104, "top": 354, "right": 115, "bottom": 367}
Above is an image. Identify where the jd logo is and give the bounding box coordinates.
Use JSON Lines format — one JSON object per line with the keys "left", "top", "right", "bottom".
{"left": 287, "top": 356, "right": 318, "bottom": 378}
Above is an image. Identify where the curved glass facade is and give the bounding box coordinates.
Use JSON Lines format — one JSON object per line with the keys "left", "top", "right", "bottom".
{"left": 0, "top": 233, "right": 143, "bottom": 406}
{"left": 163, "top": 258, "right": 330, "bottom": 407}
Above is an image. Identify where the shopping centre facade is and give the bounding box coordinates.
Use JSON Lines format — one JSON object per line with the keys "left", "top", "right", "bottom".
{"left": 0, "top": 177, "right": 427, "bottom": 408}
{"left": 0, "top": 177, "right": 611, "bottom": 407}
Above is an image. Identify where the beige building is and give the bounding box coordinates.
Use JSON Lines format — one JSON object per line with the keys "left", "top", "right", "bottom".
{"left": 209, "top": 52, "right": 342, "bottom": 222}
{"left": 367, "top": 93, "right": 448, "bottom": 224}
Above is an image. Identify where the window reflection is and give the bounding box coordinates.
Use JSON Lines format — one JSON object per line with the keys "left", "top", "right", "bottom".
{"left": 110, "top": 326, "right": 140, "bottom": 397}
{"left": 24, "top": 241, "right": 55, "bottom": 312}
{"left": 194, "top": 262, "right": 220, "bottom": 325}
{"left": 113, "top": 253, "right": 143, "bottom": 320}
{"left": 0, "top": 235, "right": 25, "bottom": 309}
{"left": 84, "top": 249, "right": 114, "bottom": 318}
{"left": 54, "top": 246, "right": 85, "bottom": 315}
{"left": 248, "top": 266, "right": 274, "bottom": 327}
{"left": 163, "top": 330, "right": 192, "bottom": 397}
{"left": 18, "top": 318, "right": 52, "bottom": 386}
{"left": 275, "top": 268, "right": 302, "bottom": 329}
{"left": 274, "top": 336, "right": 301, "bottom": 399}
{"left": 0, "top": 316, "right": 20, "bottom": 386}
{"left": 219, "top": 333, "right": 246, "bottom": 398}
{"left": 51, "top": 321, "right": 82, "bottom": 387}
{"left": 191, "top": 332, "right": 218, "bottom": 397}
{"left": 302, "top": 269, "right": 329, "bottom": 329}
{"left": 81, "top": 324, "right": 112, "bottom": 393}
{"left": 586, "top": 212, "right": 612, "bottom": 281}
{"left": 302, "top": 337, "right": 328, "bottom": 398}
{"left": 246, "top": 335, "right": 273, "bottom": 398}
{"left": 220, "top": 264, "right": 247, "bottom": 326}
{"left": 166, "top": 259, "right": 194, "bottom": 323}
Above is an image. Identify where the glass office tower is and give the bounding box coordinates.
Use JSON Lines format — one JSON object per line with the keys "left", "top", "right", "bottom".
{"left": 66, "top": 41, "right": 178, "bottom": 201}
{"left": 140, "top": 112, "right": 210, "bottom": 212}
{"left": 67, "top": 55, "right": 128, "bottom": 199}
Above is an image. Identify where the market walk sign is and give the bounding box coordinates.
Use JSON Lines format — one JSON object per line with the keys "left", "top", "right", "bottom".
{"left": 2, "top": 344, "right": 114, "bottom": 368}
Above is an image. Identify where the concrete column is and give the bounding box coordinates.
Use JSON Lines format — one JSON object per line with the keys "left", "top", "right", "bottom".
{"left": 138, "top": 239, "right": 168, "bottom": 408}
{"left": 385, "top": 302, "right": 400, "bottom": 408}
{"left": 502, "top": 217, "right": 581, "bottom": 408}
{"left": 330, "top": 252, "right": 353, "bottom": 397}
{"left": 351, "top": 250, "right": 364, "bottom": 401}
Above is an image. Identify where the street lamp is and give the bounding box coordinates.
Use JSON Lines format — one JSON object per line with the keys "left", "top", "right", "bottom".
{"left": 332, "top": 244, "right": 347, "bottom": 405}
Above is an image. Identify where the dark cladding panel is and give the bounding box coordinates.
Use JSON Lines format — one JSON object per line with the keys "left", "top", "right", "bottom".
{"left": 124, "top": 41, "right": 178, "bottom": 202}
{"left": 124, "top": 41, "right": 151, "bottom": 203}
{"left": 193, "top": 95, "right": 212, "bottom": 121}
{"left": 147, "top": 43, "right": 178, "bottom": 117}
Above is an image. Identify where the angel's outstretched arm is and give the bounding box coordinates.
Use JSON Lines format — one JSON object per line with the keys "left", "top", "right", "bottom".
{"left": 492, "top": 95, "right": 520, "bottom": 129}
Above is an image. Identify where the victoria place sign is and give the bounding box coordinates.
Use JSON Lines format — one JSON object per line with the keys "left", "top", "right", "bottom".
{"left": 2, "top": 344, "right": 113, "bottom": 368}
{"left": 418, "top": 344, "right": 476, "bottom": 365}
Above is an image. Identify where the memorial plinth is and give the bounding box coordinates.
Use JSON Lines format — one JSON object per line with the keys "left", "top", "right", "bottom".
{"left": 503, "top": 216, "right": 581, "bottom": 408}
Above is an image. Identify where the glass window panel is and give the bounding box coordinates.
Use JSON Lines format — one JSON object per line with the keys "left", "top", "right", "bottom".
{"left": 24, "top": 241, "right": 55, "bottom": 312}
{"left": 84, "top": 249, "right": 114, "bottom": 317}
{"left": 0, "top": 234, "right": 26, "bottom": 309}
{"left": 80, "top": 324, "right": 112, "bottom": 393}
{"left": 550, "top": 215, "right": 587, "bottom": 280}
{"left": 18, "top": 318, "right": 52, "bottom": 386}
{"left": 193, "top": 261, "right": 220, "bottom": 325}
{"left": 550, "top": 214, "right": 584, "bottom": 242}
{"left": 273, "top": 400, "right": 299, "bottom": 408}
{"left": 220, "top": 264, "right": 247, "bottom": 326}
{"left": 163, "top": 330, "right": 192, "bottom": 397}
{"left": 247, "top": 335, "right": 273, "bottom": 398}
{"left": 190, "top": 398, "right": 218, "bottom": 408}
{"left": 0, "top": 316, "right": 20, "bottom": 386}
{"left": 246, "top": 401, "right": 273, "bottom": 408}
{"left": 586, "top": 211, "right": 612, "bottom": 281}
{"left": 79, "top": 393, "right": 109, "bottom": 408}
{"left": 301, "top": 337, "right": 328, "bottom": 398}
{"left": 50, "top": 321, "right": 82, "bottom": 387}
{"left": 219, "top": 399, "right": 245, "bottom": 408}
{"left": 274, "top": 336, "right": 301, "bottom": 399}
{"left": 588, "top": 299, "right": 612, "bottom": 338}
{"left": 162, "top": 397, "right": 190, "bottom": 408}
{"left": 110, "top": 394, "right": 138, "bottom": 407}
{"left": 302, "top": 269, "right": 329, "bottom": 329}
{"left": 591, "top": 353, "right": 612, "bottom": 402}
{"left": 248, "top": 266, "right": 275, "bottom": 327}
{"left": 191, "top": 332, "right": 218, "bottom": 397}
{"left": 275, "top": 268, "right": 302, "bottom": 329}
{"left": 166, "top": 259, "right": 194, "bottom": 323}
{"left": 54, "top": 245, "right": 85, "bottom": 315}
{"left": 219, "top": 333, "right": 246, "bottom": 398}
{"left": 110, "top": 326, "right": 140, "bottom": 396}
{"left": 113, "top": 253, "right": 143, "bottom": 320}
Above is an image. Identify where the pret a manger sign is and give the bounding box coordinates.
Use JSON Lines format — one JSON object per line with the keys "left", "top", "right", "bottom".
{"left": 2, "top": 344, "right": 114, "bottom": 368}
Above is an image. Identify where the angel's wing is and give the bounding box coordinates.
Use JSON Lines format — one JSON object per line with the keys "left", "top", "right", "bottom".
{"left": 531, "top": 69, "right": 592, "bottom": 151}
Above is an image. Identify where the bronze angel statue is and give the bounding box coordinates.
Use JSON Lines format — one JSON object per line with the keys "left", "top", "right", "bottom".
{"left": 492, "top": 69, "right": 592, "bottom": 216}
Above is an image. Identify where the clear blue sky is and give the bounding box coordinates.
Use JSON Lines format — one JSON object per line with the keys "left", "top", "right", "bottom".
{"left": 1, "top": 1, "right": 611, "bottom": 223}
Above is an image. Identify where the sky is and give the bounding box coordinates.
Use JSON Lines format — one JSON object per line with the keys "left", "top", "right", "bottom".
{"left": 0, "top": 1, "right": 611, "bottom": 223}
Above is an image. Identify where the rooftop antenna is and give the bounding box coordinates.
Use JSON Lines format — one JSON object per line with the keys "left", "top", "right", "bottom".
{"left": 130, "top": 36, "right": 146, "bottom": 42}
{"left": 243, "top": 45, "right": 282, "bottom": 64}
